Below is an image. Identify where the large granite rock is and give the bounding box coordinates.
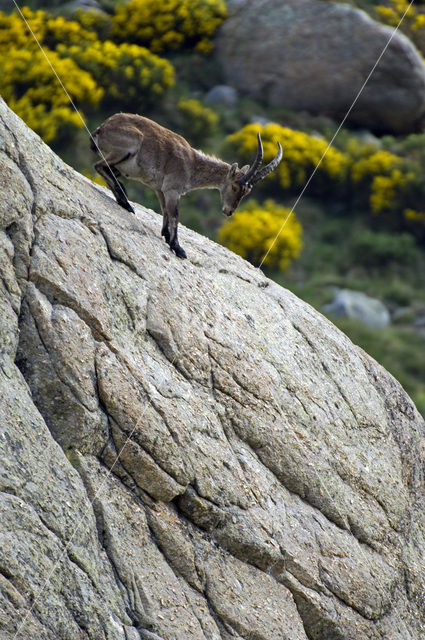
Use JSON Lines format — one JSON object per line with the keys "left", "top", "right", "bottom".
{"left": 1, "top": 97, "right": 425, "bottom": 639}
{"left": 216, "top": 0, "right": 425, "bottom": 133}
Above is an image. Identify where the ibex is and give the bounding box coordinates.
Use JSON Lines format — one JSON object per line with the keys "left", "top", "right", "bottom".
{"left": 90, "top": 113, "right": 282, "bottom": 259}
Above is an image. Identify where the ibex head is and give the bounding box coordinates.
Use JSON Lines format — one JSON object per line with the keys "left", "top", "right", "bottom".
{"left": 220, "top": 133, "right": 283, "bottom": 216}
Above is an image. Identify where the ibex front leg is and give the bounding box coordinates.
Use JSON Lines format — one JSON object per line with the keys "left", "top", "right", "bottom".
{"left": 164, "top": 190, "right": 187, "bottom": 259}
{"left": 94, "top": 153, "right": 135, "bottom": 214}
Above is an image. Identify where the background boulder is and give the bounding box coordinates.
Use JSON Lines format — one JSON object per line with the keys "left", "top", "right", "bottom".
{"left": 323, "top": 289, "right": 391, "bottom": 328}
{"left": 216, "top": 0, "right": 425, "bottom": 133}
{"left": 1, "top": 98, "right": 425, "bottom": 639}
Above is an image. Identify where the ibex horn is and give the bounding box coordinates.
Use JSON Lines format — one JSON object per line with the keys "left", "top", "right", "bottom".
{"left": 249, "top": 141, "right": 283, "bottom": 186}
{"left": 239, "top": 132, "right": 263, "bottom": 185}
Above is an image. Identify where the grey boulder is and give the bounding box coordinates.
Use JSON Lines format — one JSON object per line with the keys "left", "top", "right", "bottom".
{"left": 216, "top": 0, "right": 425, "bottom": 132}
{"left": 205, "top": 85, "right": 239, "bottom": 107}
{"left": 323, "top": 288, "right": 391, "bottom": 328}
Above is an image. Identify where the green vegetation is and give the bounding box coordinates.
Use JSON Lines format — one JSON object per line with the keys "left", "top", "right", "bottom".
{"left": 176, "top": 97, "right": 218, "bottom": 144}
{"left": 1, "top": 0, "right": 424, "bottom": 416}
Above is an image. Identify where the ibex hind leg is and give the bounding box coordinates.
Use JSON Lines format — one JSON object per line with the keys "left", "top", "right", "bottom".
{"left": 169, "top": 214, "right": 187, "bottom": 259}
{"left": 156, "top": 191, "right": 171, "bottom": 244}
{"left": 165, "top": 192, "right": 187, "bottom": 259}
{"left": 94, "top": 157, "right": 135, "bottom": 214}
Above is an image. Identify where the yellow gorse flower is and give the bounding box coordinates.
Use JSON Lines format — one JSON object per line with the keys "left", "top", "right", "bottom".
{"left": 226, "top": 123, "right": 422, "bottom": 218}
{"left": 111, "top": 0, "right": 227, "bottom": 53}
{"left": 351, "top": 149, "right": 401, "bottom": 183}
{"left": 217, "top": 199, "right": 303, "bottom": 271}
{"left": 59, "top": 40, "right": 174, "bottom": 106}
{"left": 376, "top": 0, "right": 425, "bottom": 54}
{"left": 0, "top": 6, "right": 175, "bottom": 141}
{"left": 0, "top": 45, "right": 102, "bottom": 141}
{"left": 227, "top": 123, "right": 348, "bottom": 191}
{"left": 370, "top": 170, "right": 405, "bottom": 213}
{"left": 404, "top": 209, "right": 425, "bottom": 223}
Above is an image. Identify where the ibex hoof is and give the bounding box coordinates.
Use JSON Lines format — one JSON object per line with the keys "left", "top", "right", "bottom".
{"left": 172, "top": 245, "right": 187, "bottom": 259}
{"left": 120, "top": 200, "right": 135, "bottom": 214}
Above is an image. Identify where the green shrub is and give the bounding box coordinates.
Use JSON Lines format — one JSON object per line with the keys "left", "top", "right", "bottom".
{"left": 348, "top": 230, "right": 419, "bottom": 268}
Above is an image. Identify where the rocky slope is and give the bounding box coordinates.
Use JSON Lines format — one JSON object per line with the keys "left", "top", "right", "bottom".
{"left": 1, "top": 98, "right": 425, "bottom": 639}
{"left": 216, "top": 0, "right": 425, "bottom": 133}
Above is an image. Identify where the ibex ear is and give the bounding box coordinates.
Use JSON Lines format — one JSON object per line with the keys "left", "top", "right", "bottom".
{"left": 228, "top": 163, "right": 238, "bottom": 178}
{"left": 240, "top": 165, "right": 250, "bottom": 174}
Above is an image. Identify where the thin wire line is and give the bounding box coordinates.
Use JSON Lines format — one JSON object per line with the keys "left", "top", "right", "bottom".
{"left": 10, "top": 0, "right": 131, "bottom": 205}
{"left": 258, "top": 0, "right": 415, "bottom": 270}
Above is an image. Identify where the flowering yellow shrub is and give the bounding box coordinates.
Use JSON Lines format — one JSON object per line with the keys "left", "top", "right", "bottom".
{"left": 0, "top": 8, "right": 103, "bottom": 140}
{"left": 370, "top": 169, "right": 407, "bottom": 213}
{"left": 111, "top": 0, "right": 227, "bottom": 53}
{"left": 74, "top": 8, "right": 112, "bottom": 41}
{"left": 0, "top": 8, "right": 44, "bottom": 48}
{"left": 177, "top": 98, "right": 218, "bottom": 142}
{"left": 0, "top": 7, "right": 96, "bottom": 49}
{"left": 217, "top": 199, "right": 303, "bottom": 271}
{"left": 404, "top": 209, "right": 425, "bottom": 224}
{"left": 226, "top": 123, "right": 425, "bottom": 219}
{"left": 226, "top": 123, "right": 348, "bottom": 192}
{"left": 59, "top": 40, "right": 174, "bottom": 107}
{"left": 0, "top": 47, "right": 102, "bottom": 141}
{"left": 351, "top": 149, "right": 401, "bottom": 183}
{"left": 0, "top": 7, "right": 175, "bottom": 140}
{"left": 376, "top": 1, "right": 425, "bottom": 54}
{"left": 376, "top": 0, "right": 415, "bottom": 27}
{"left": 348, "top": 145, "right": 412, "bottom": 213}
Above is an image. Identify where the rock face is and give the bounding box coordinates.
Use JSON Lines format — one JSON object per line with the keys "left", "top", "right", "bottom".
{"left": 216, "top": 0, "right": 425, "bottom": 133}
{"left": 1, "top": 97, "right": 425, "bottom": 640}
